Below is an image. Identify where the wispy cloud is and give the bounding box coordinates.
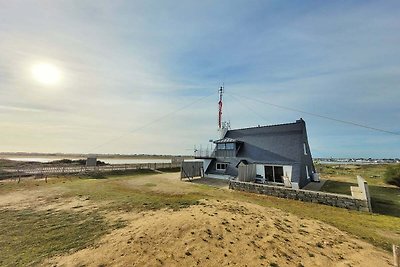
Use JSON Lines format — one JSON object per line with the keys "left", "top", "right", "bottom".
{"left": 0, "top": 1, "right": 399, "bottom": 157}
{"left": 0, "top": 104, "right": 44, "bottom": 113}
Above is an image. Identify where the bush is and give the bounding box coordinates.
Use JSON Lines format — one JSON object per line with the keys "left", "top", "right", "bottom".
{"left": 384, "top": 165, "right": 400, "bottom": 187}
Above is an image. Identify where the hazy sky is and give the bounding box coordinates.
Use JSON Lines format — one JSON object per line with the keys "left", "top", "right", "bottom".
{"left": 0, "top": 1, "right": 399, "bottom": 157}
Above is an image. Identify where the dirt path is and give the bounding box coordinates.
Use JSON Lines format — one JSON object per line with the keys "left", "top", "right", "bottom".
{"left": 45, "top": 200, "right": 392, "bottom": 267}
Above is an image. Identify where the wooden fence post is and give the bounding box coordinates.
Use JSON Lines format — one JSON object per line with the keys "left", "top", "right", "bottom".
{"left": 394, "top": 245, "right": 400, "bottom": 267}
{"left": 17, "top": 167, "right": 21, "bottom": 183}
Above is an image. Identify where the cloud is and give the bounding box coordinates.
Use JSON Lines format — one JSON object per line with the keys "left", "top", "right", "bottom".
{"left": 0, "top": 1, "right": 399, "bottom": 157}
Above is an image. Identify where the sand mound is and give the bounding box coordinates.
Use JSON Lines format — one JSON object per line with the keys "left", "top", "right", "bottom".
{"left": 46, "top": 200, "right": 391, "bottom": 267}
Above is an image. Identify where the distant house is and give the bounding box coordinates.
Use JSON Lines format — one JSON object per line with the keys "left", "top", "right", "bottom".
{"left": 196, "top": 119, "right": 318, "bottom": 189}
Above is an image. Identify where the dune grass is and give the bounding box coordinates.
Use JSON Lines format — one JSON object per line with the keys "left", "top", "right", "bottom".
{"left": 0, "top": 209, "right": 109, "bottom": 267}
{"left": 314, "top": 163, "right": 394, "bottom": 186}
{"left": 60, "top": 177, "right": 202, "bottom": 212}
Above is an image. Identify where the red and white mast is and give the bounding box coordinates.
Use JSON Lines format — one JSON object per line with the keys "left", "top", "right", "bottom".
{"left": 217, "top": 85, "right": 230, "bottom": 138}
{"left": 218, "top": 86, "right": 223, "bottom": 129}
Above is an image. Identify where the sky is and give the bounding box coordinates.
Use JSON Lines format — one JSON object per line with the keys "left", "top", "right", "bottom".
{"left": 0, "top": 0, "right": 399, "bottom": 157}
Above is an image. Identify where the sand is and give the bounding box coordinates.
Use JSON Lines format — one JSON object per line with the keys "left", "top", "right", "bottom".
{"left": 45, "top": 200, "right": 392, "bottom": 267}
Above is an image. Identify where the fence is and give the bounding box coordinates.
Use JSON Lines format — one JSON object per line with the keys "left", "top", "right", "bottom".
{"left": 237, "top": 163, "right": 256, "bottom": 182}
{"left": 181, "top": 161, "right": 203, "bottom": 181}
{"left": 0, "top": 162, "right": 181, "bottom": 180}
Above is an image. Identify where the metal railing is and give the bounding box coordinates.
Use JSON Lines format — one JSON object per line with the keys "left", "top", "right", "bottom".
{"left": 194, "top": 149, "right": 215, "bottom": 158}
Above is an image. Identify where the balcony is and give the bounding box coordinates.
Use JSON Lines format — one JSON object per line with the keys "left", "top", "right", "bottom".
{"left": 194, "top": 148, "right": 215, "bottom": 158}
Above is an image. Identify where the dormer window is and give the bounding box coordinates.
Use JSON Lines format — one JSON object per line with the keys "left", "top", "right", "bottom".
{"left": 225, "top": 143, "right": 235, "bottom": 150}
{"left": 217, "top": 143, "right": 226, "bottom": 150}
{"left": 217, "top": 142, "right": 235, "bottom": 150}
{"left": 214, "top": 138, "right": 241, "bottom": 158}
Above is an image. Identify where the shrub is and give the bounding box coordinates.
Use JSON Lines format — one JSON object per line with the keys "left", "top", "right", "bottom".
{"left": 384, "top": 165, "right": 400, "bottom": 187}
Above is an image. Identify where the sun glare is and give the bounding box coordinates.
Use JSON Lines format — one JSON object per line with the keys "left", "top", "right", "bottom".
{"left": 32, "top": 63, "right": 61, "bottom": 85}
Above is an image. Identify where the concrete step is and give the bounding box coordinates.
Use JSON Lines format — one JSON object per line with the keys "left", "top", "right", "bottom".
{"left": 204, "top": 173, "right": 233, "bottom": 180}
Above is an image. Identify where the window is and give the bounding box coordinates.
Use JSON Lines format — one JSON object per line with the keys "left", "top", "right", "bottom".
{"left": 216, "top": 143, "right": 235, "bottom": 150}
{"left": 303, "top": 143, "right": 307, "bottom": 155}
{"left": 216, "top": 163, "right": 228, "bottom": 170}
{"left": 274, "top": 166, "right": 284, "bottom": 183}
{"left": 264, "top": 165, "right": 284, "bottom": 183}
{"left": 306, "top": 165, "right": 310, "bottom": 179}
{"left": 265, "top": 166, "right": 274, "bottom": 182}
{"left": 217, "top": 143, "right": 226, "bottom": 150}
{"left": 225, "top": 143, "right": 235, "bottom": 150}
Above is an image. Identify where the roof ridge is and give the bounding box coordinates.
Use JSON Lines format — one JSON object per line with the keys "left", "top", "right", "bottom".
{"left": 229, "top": 120, "right": 303, "bottom": 132}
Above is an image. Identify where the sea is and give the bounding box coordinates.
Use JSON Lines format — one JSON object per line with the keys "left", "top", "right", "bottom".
{"left": 1, "top": 157, "right": 172, "bottom": 164}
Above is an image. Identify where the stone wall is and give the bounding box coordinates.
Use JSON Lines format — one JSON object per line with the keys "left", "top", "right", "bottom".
{"left": 229, "top": 180, "right": 371, "bottom": 212}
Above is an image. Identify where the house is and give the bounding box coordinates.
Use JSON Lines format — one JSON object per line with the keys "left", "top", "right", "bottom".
{"left": 197, "top": 118, "right": 318, "bottom": 189}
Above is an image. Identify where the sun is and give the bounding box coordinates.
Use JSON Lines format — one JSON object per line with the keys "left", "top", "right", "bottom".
{"left": 31, "top": 63, "right": 61, "bottom": 85}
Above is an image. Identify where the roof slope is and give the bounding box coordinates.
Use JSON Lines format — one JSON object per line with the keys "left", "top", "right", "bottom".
{"left": 224, "top": 119, "right": 307, "bottom": 164}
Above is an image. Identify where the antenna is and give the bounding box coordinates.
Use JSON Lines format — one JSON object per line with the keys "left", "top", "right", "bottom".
{"left": 218, "top": 85, "right": 224, "bottom": 129}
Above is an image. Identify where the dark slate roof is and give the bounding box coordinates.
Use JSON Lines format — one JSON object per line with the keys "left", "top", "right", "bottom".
{"left": 224, "top": 119, "right": 306, "bottom": 164}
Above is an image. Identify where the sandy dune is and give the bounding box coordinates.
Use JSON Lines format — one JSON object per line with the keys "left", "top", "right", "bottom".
{"left": 45, "top": 200, "right": 392, "bottom": 267}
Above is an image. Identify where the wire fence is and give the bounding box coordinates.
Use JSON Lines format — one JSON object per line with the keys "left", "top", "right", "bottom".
{"left": 0, "top": 162, "right": 181, "bottom": 180}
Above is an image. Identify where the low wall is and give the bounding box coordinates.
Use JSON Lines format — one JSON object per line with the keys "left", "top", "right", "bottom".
{"left": 229, "top": 180, "right": 371, "bottom": 212}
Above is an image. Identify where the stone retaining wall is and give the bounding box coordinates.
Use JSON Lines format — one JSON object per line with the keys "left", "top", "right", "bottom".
{"left": 229, "top": 180, "right": 371, "bottom": 212}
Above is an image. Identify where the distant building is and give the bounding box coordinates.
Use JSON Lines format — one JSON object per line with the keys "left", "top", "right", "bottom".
{"left": 196, "top": 119, "right": 318, "bottom": 189}
{"left": 86, "top": 156, "right": 97, "bottom": 167}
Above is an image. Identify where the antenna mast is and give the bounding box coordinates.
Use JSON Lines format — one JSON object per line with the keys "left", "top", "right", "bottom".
{"left": 218, "top": 85, "right": 223, "bottom": 129}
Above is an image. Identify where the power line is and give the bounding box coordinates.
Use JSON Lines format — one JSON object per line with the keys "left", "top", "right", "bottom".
{"left": 227, "top": 92, "right": 400, "bottom": 136}
{"left": 229, "top": 93, "right": 269, "bottom": 121}
{"left": 87, "top": 92, "right": 216, "bottom": 153}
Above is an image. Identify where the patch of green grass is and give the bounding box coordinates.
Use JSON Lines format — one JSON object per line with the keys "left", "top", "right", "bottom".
{"left": 320, "top": 180, "right": 400, "bottom": 217}
{"left": 320, "top": 180, "right": 355, "bottom": 195}
{"left": 384, "top": 164, "right": 400, "bottom": 187}
{"left": 0, "top": 177, "right": 72, "bottom": 194}
{"left": 157, "top": 167, "right": 181, "bottom": 172}
{"left": 0, "top": 208, "right": 109, "bottom": 267}
{"left": 78, "top": 169, "right": 157, "bottom": 179}
{"left": 369, "top": 186, "right": 400, "bottom": 217}
{"left": 58, "top": 174, "right": 203, "bottom": 212}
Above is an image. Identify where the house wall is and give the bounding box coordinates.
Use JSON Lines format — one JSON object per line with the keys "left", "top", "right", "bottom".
{"left": 300, "top": 119, "right": 315, "bottom": 187}
{"left": 229, "top": 180, "right": 371, "bottom": 212}
{"left": 215, "top": 149, "right": 236, "bottom": 158}
{"left": 202, "top": 159, "right": 212, "bottom": 173}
